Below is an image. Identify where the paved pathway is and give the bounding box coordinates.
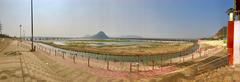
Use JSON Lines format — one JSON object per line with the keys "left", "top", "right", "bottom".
{"left": 0, "top": 40, "right": 168, "bottom": 82}
{"left": 0, "top": 40, "right": 228, "bottom": 82}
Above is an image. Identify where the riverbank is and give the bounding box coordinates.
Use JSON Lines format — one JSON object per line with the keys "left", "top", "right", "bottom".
{"left": 40, "top": 40, "right": 195, "bottom": 56}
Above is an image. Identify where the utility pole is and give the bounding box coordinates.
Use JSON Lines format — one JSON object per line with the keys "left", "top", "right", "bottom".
{"left": 0, "top": 21, "right": 2, "bottom": 34}
{"left": 19, "top": 25, "right": 22, "bottom": 42}
{"left": 30, "top": 0, "right": 35, "bottom": 51}
{"left": 23, "top": 29, "right": 25, "bottom": 41}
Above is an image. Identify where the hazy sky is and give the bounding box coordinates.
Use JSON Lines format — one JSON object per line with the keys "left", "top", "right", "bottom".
{"left": 0, "top": 0, "right": 233, "bottom": 39}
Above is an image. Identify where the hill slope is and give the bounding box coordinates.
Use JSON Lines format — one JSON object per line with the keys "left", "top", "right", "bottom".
{"left": 212, "top": 26, "right": 227, "bottom": 39}
{"left": 90, "top": 31, "right": 109, "bottom": 39}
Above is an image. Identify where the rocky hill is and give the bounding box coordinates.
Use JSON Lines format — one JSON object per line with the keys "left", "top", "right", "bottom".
{"left": 212, "top": 26, "right": 227, "bottom": 39}
{"left": 90, "top": 31, "right": 109, "bottom": 39}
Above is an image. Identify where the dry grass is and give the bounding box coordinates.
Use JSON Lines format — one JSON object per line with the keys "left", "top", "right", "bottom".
{"left": 43, "top": 41, "right": 194, "bottom": 56}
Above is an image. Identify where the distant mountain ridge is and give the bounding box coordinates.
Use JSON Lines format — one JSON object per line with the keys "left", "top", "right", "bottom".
{"left": 119, "top": 35, "right": 143, "bottom": 38}
{"left": 90, "top": 31, "right": 109, "bottom": 39}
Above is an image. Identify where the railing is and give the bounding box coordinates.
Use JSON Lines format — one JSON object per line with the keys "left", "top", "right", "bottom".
{"left": 18, "top": 41, "right": 223, "bottom": 72}
{"left": 195, "top": 55, "right": 228, "bottom": 75}
{"left": 194, "top": 58, "right": 236, "bottom": 82}
{"left": 38, "top": 41, "right": 200, "bottom": 62}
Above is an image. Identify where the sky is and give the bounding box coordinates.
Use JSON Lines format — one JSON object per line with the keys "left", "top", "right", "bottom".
{"left": 0, "top": 0, "right": 233, "bottom": 39}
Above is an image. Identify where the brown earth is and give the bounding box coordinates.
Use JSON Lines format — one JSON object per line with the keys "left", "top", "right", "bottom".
{"left": 44, "top": 41, "right": 194, "bottom": 56}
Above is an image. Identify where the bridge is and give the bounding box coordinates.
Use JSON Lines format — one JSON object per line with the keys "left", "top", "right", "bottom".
{"left": 23, "top": 37, "right": 73, "bottom": 41}
{"left": 22, "top": 37, "right": 197, "bottom": 42}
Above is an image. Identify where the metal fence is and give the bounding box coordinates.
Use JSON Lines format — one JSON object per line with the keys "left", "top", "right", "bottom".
{"left": 18, "top": 41, "right": 223, "bottom": 72}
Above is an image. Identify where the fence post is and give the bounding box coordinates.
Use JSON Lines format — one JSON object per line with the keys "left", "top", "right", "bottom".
{"left": 73, "top": 54, "right": 76, "bottom": 64}
{"left": 203, "top": 50, "right": 206, "bottom": 56}
{"left": 206, "top": 50, "right": 208, "bottom": 56}
{"left": 88, "top": 57, "right": 90, "bottom": 67}
{"left": 55, "top": 50, "right": 57, "bottom": 56}
{"left": 49, "top": 48, "right": 51, "bottom": 54}
{"left": 170, "top": 58, "right": 172, "bottom": 65}
{"left": 199, "top": 48, "right": 202, "bottom": 57}
{"left": 137, "top": 55, "right": 140, "bottom": 72}
{"left": 48, "top": 48, "right": 50, "bottom": 54}
{"left": 36, "top": 45, "right": 39, "bottom": 51}
{"left": 130, "top": 62, "right": 132, "bottom": 72}
{"left": 107, "top": 60, "right": 109, "bottom": 70}
{"left": 152, "top": 60, "right": 155, "bottom": 70}
{"left": 62, "top": 51, "right": 65, "bottom": 59}
{"left": 41, "top": 47, "right": 43, "bottom": 51}
{"left": 46, "top": 48, "right": 48, "bottom": 54}
{"left": 192, "top": 53, "right": 194, "bottom": 60}
{"left": 179, "top": 52, "right": 182, "bottom": 63}
{"left": 51, "top": 48, "right": 53, "bottom": 55}
{"left": 161, "top": 55, "right": 163, "bottom": 71}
